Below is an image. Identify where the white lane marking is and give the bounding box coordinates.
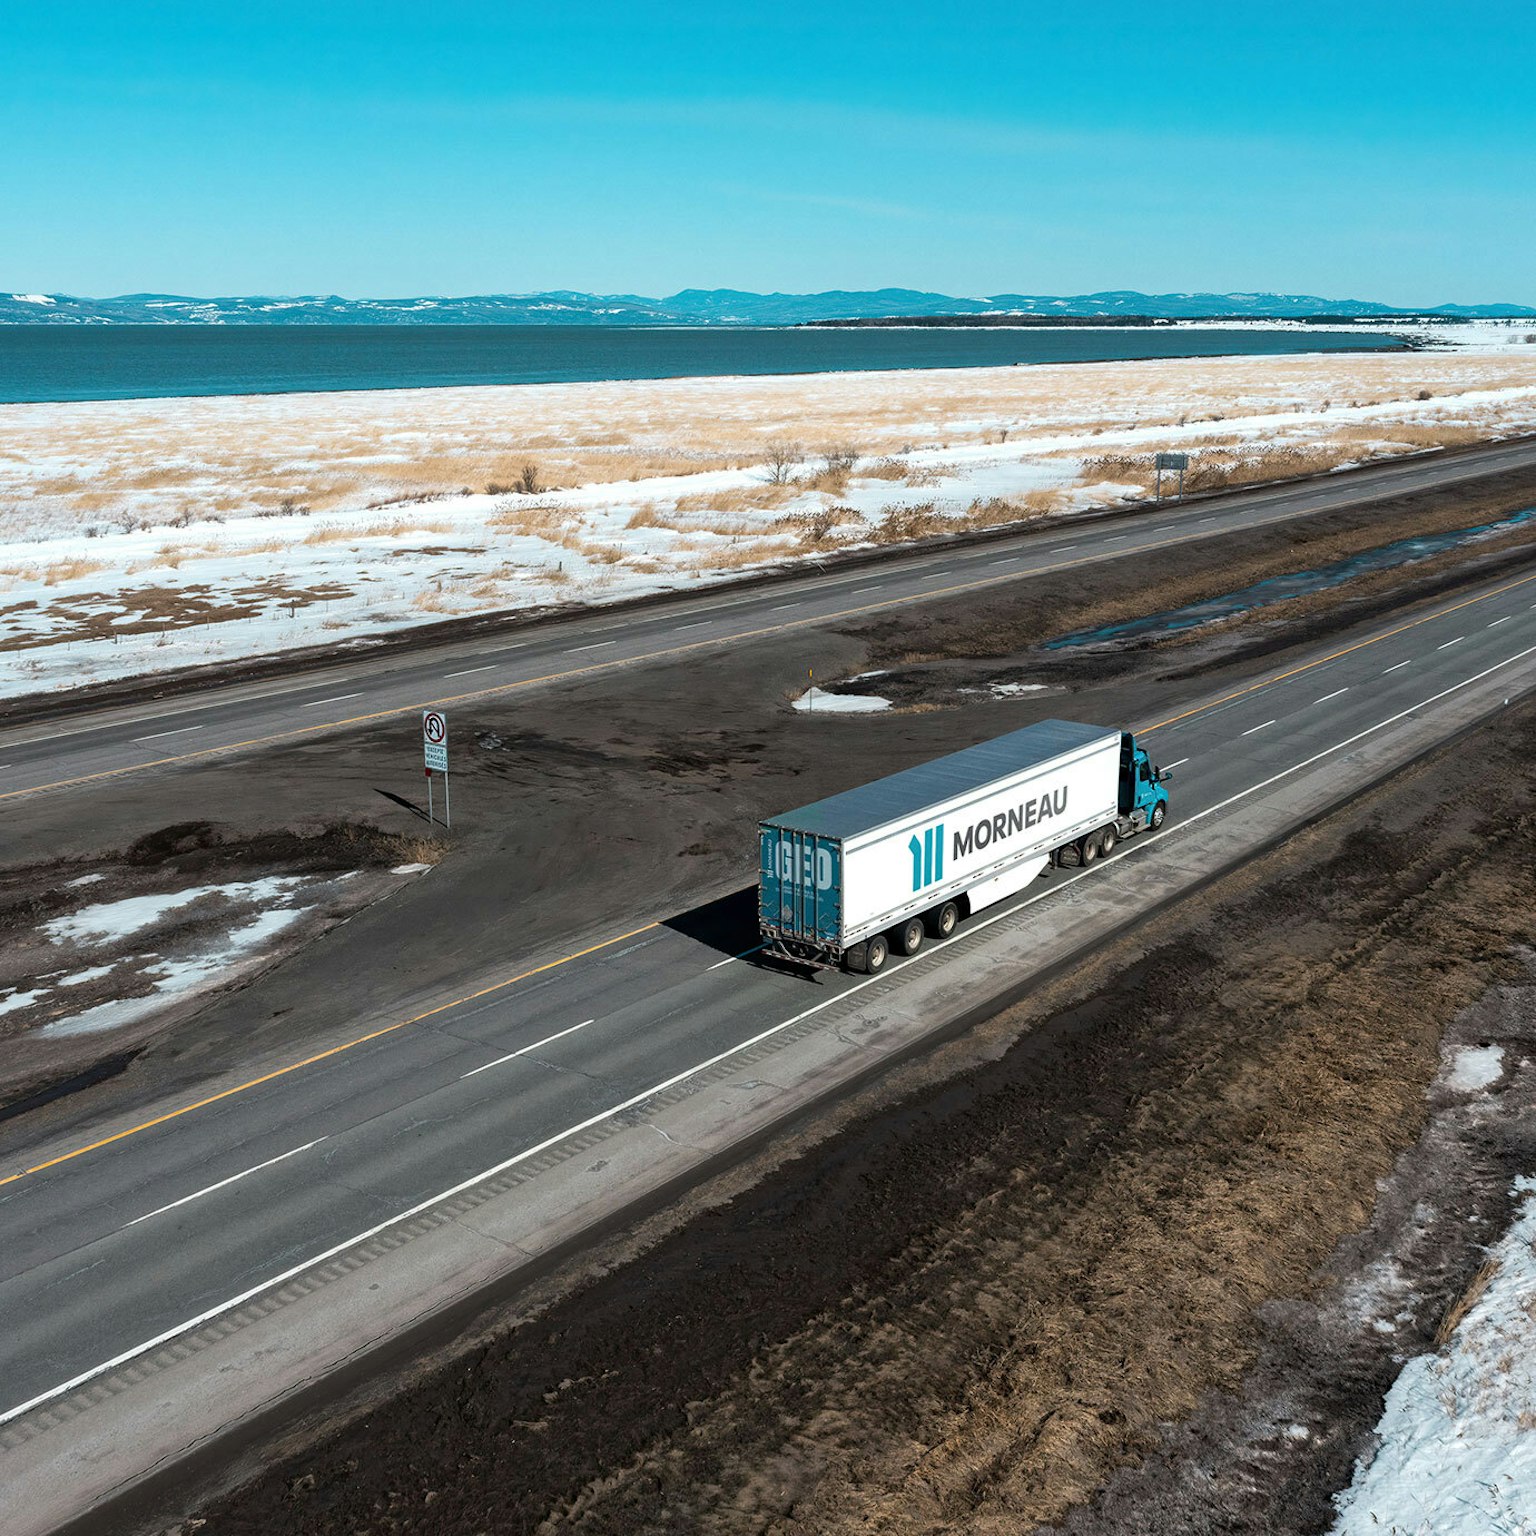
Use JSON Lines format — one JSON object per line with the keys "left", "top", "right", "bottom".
{"left": 569, "top": 640, "right": 616, "bottom": 653}
{"left": 1161, "top": 757, "right": 1190, "bottom": 770}
{"left": 1314, "top": 688, "right": 1349, "bottom": 704}
{"left": 1383, "top": 659, "right": 1413, "bottom": 673}
{"left": 1489, "top": 617, "right": 1510, "bottom": 627}
{"left": 771, "top": 602, "right": 799, "bottom": 611}
{"left": 301, "top": 692, "right": 363, "bottom": 708}
{"left": 989, "top": 558, "right": 1016, "bottom": 566}
{"left": 124, "top": 1139, "right": 327, "bottom": 1228}
{"left": 707, "top": 943, "right": 764, "bottom": 971}
{"left": 443, "top": 665, "right": 494, "bottom": 678}
{"left": 10, "top": 635, "right": 1536, "bottom": 1431}
{"left": 132, "top": 725, "right": 202, "bottom": 742}
{"left": 676, "top": 621, "right": 708, "bottom": 630}
{"left": 1437, "top": 637, "right": 1464, "bottom": 650}
{"left": 1241, "top": 719, "right": 1276, "bottom": 736}
{"left": 852, "top": 586, "right": 883, "bottom": 594}
{"left": 1198, "top": 516, "right": 1217, "bottom": 523}
{"left": 459, "top": 1019, "right": 596, "bottom": 1079}
{"left": 1051, "top": 544, "right": 1079, "bottom": 552}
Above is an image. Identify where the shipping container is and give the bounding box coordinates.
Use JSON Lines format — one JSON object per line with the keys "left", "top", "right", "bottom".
{"left": 759, "top": 719, "right": 1171, "bottom": 972}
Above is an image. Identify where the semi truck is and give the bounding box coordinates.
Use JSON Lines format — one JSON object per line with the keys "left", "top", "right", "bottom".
{"left": 758, "top": 719, "right": 1172, "bottom": 973}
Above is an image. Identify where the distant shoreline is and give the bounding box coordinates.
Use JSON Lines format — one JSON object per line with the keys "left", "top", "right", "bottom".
{"left": 803, "top": 312, "right": 1467, "bottom": 330}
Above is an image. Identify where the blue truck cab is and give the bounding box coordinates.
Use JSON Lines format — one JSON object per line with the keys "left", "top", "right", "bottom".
{"left": 1118, "top": 731, "right": 1170, "bottom": 833}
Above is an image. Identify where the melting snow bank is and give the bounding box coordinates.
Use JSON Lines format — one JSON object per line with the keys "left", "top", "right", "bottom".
{"left": 793, "top": 686, "right": 891, "bottom": 714}
{"left": 0, "top": 872, "right": 388, "bottom": 1040}
{"left": 1330, "top": 1174, "right": 1536, "bottom": 1535}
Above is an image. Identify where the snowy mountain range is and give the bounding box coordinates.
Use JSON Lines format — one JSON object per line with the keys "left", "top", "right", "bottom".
{"left": 2, "top": 288, "right": 1531, "bottom": 325}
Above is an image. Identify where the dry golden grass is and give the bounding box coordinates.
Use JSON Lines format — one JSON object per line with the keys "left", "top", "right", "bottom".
{"left": 8, "top": 349, "right": 1531, "bottom": 543}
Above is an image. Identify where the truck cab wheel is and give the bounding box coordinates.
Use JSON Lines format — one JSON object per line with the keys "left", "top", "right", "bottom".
{"left": 864, "top": 934, "right": 890, "bottom": 972}
{"left": 1150, "top": 801, "right": 1166, "bottom": 830}
{"left": 895, "top": 918, "right": 924, "bottom": 957}
{"left": 926, "top": 900, "right": 960, "bottom": 939}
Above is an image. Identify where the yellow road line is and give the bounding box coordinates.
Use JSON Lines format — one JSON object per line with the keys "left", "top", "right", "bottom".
{"left": 0, "top": 493, "right": 1419, "bottom": 803}
{"left": 0, "top": 921, "right": 658, "bottom": 1189}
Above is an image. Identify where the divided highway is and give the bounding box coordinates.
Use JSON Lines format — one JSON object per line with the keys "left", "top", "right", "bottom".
{"left": 4, "top": 561, "right": 1536, "bottom": 1484}
{"left": 4, "top": 435, "right": 1535, "bottom": 803}
{"left": 3, "top": 439, "right": 1536, "bottom": 1533}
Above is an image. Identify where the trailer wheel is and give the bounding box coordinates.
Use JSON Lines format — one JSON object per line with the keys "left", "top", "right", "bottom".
{"left": 926, "top": 900, "right": 960, "bottom": 939}
{"left": 895, "top": 918, "right": 924, "bottom": 957}
{"left": 1098, "top": 823, "right": 1118, "bottom": 857}
{"left": 1079, "top": 833, "right": 1099, "bottom": 865}
{"left": 864, "top": 934, "right": 890, "bottom": 972}
{"left": 1150, "top": 802, "right": 1166, "bottom": 830}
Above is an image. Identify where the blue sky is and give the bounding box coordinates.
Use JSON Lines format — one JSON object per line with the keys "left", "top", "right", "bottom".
{"left": 5, "top": 1, "right": 1532, "bottom": 303}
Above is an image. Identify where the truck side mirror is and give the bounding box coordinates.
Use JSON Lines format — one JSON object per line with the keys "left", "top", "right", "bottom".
{"left": 1157, "top": 766, "right": 1173, "bottom": 782}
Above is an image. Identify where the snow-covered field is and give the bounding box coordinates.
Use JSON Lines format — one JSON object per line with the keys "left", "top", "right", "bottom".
{"left": 2, "top": 335, "right": 1533, "bottom": 699}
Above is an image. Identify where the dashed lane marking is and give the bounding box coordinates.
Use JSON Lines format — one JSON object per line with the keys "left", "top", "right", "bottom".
{"left": 132, "top": 725, "right": 202, "bottom": 742}
{"left": 1241, "top": 719, "right": 1276, "bottom": 736}
{"left": 302, "top": 693, "right": 363, "bottom": 708}
{"left": 123, "top": 1138, "right": 327, "bottom": 1228}
{"left": 459, "top": 1019, "right": 596, "bottom": 1080}
{"left": 1314, "top": 688, "right": 1349, "bottom": 703}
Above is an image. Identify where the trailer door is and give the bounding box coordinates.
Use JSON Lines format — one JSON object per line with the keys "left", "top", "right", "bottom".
{"left": 759, "top": 826, "right": 842, "bottom": 945}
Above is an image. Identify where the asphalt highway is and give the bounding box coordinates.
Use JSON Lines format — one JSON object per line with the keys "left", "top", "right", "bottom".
{"left": 4, "top": 558, "right": 1536, "bottom": 1431}
{"left": 4, "top": 435, "right": 1535, "bottom": 804}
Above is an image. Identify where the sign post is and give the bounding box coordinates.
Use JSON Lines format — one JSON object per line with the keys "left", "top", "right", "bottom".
{"left": 1154, "top": 451, "right": 1189, "bottom": 502}
{"left": 422, "top": 709, "right": 449, "bottom": 828}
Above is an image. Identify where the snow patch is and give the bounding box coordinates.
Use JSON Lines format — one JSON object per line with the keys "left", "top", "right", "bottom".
{"left": 40, "top": 906, "right": 313, "bottom": 1038}
{"left": 793, "top": 686, "right": 891, "bottom": 714}
{"left": 1446, "top": 1044, "right": 1505, "bottom": 1094}
{"left": 43, "top": 876, "right": 306, "bottom": 945}
{"left": 390, "top": 862, "right": 432, "bottom": 874}
{"left": 1329, "top": 1175, "right": 1536, "bottom": 1535}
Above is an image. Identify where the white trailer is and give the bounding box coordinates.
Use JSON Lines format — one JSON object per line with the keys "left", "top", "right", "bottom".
{"left": 759, "top": 719, "right": 1171, "bottom": 972}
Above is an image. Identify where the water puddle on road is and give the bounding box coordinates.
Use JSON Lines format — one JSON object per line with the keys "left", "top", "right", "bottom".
{"left": 1048, "top": 505, "right": 1536, "bottom": 649}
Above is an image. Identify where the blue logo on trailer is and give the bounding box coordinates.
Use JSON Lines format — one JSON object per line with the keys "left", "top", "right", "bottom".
{"left": 908, "top": 823, "right": 944, "bottom": 891}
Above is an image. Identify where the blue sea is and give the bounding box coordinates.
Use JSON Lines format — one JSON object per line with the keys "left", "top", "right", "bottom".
{"left": 0, "top": 324, "right": 1407, "bottom": 406}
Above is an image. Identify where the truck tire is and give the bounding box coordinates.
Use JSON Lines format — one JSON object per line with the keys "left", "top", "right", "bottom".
{"left": 1098, "top": 823, "right": 1118, "bottom": 857}
{"left": 1079, "top": 833, "right": 1099, "bottom": 865}
{"left": 926, "top": 900, "right": 960, "bottom": 939}
{"left": 864, "top": 934, "right": 890, "bottom": 972}
{"left": 895, "top": 917, "right": 924, "bottom": 956}
{"left": 1150, "top": 802, "right": 1166, "bottom": 830}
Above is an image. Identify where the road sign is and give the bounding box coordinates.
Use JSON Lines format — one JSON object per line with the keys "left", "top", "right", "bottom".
{"left": 1154, "top": 451, "right": 1189, "bottom": 502}
{"left": 422, "top": 709, "right": 448, "bottom": 772}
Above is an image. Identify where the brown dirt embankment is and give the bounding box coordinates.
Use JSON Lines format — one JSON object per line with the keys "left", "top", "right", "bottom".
{"left": 188, "top": 709, "right": 1536, "bottom": 1533}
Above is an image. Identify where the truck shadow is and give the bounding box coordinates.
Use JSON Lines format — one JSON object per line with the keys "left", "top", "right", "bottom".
{"left": 664, "top": 888, "right": 822, "bottom": 978}
{"left": 662, "top": 887, "right": 760, "bottom": 959}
